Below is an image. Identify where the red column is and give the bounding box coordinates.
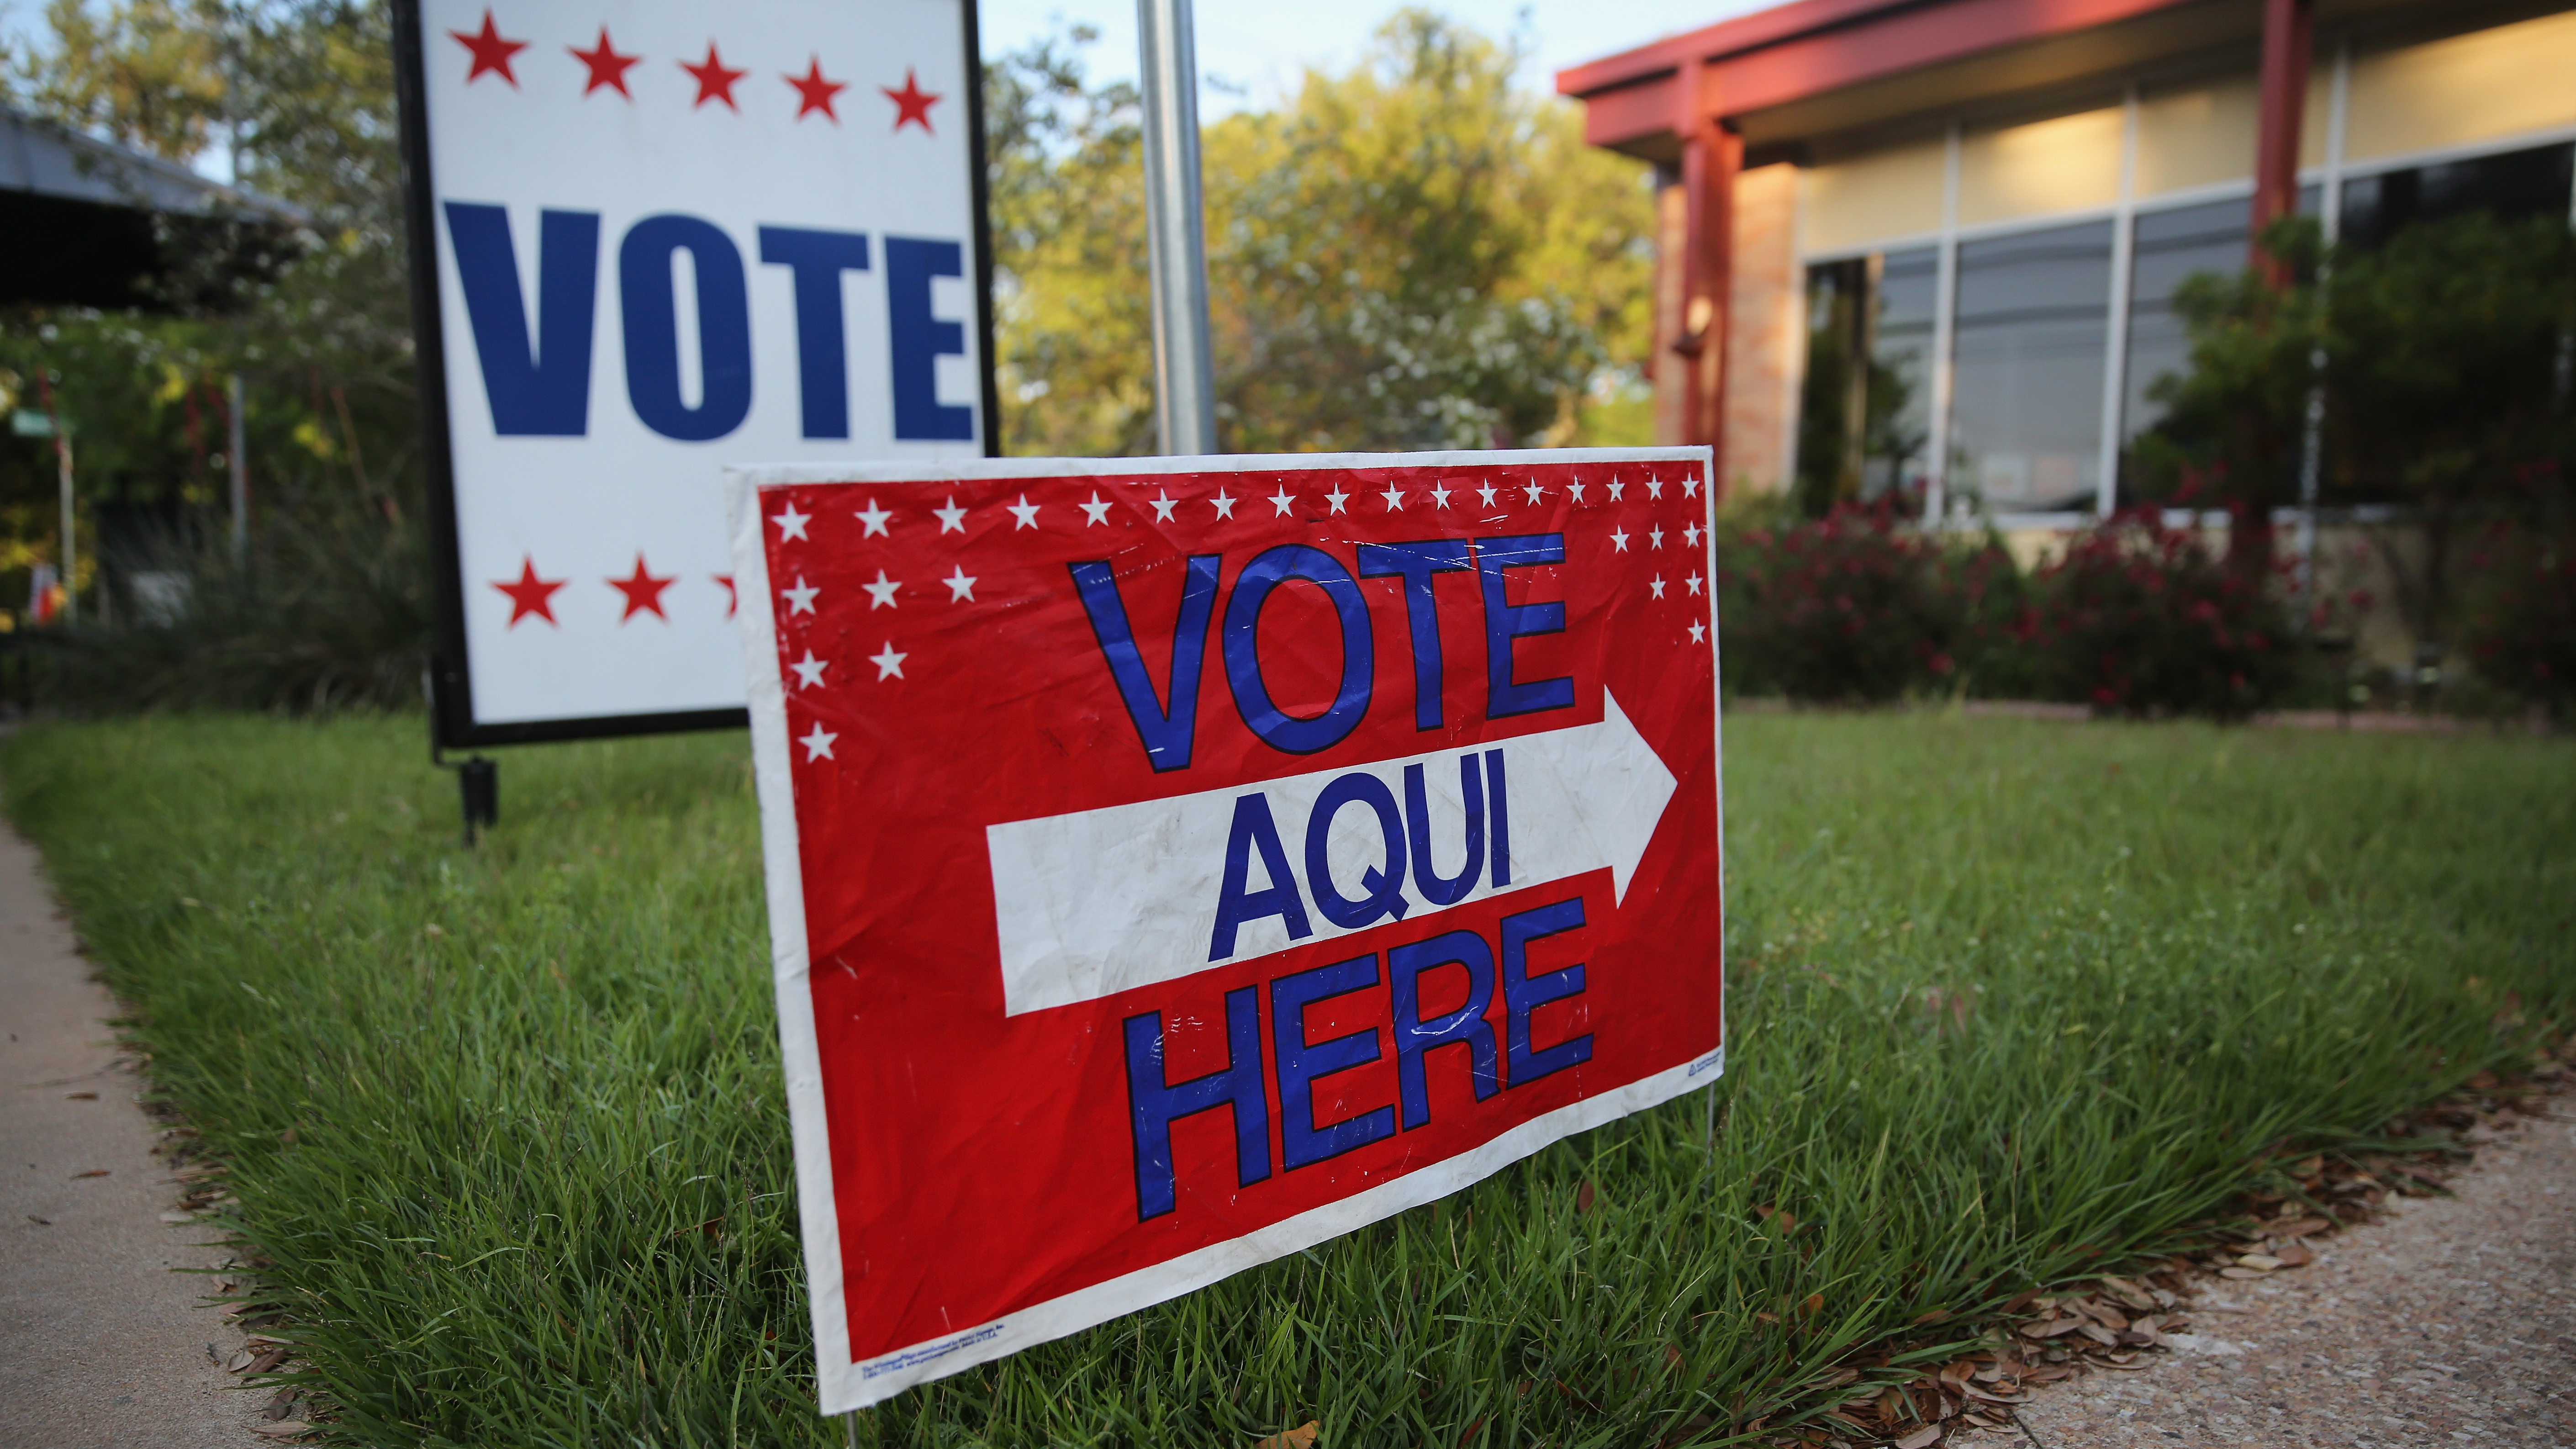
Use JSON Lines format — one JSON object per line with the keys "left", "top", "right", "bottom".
{"left": 2251, "top": 0, "right": 2313, "bottom": 286}
{"left": 1672, "top": 64, "right": 1740, "bottom": 479}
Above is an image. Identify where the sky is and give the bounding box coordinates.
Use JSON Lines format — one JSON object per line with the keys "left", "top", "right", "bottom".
{"left": 978, "top": 0, "right": 1770, "bottom": 115}
{"left": 0, "top": 0, "right": 1772, "bottom": 184}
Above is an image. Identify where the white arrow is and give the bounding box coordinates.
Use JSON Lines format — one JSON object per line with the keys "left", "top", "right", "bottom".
{"left": 983, "top": 691, "right": 1678, "bottom": 1016}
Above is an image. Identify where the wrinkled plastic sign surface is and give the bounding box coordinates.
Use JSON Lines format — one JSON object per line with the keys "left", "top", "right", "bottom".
{"left": 727, "top": 449, "right": 1724, "bottom": 1411}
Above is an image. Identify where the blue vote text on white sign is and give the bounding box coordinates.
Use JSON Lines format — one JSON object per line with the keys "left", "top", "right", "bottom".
{"left": 417, "top": 0, "right": 987, "bottom": 727}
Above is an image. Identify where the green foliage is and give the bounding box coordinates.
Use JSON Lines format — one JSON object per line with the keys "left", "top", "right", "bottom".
{"left": 1715, "top": 504, "right": 2019, "bottom": 704}
{"left": 2028, "top": 512, "right": 2299, "bottom": 720}
{"left": 2461, "top": 523, "right": 2576, "bottom": 720}
{"left": 11, "top": 714, "right": 2568, "bottom": 1447}
{"left": 991, "top": 14, "right": 1655, "bottom": 456}
{"left": 2129, "top": 213, "right": 2576, "bottom": 655}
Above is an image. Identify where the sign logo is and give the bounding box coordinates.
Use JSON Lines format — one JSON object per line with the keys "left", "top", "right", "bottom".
{"left": 731, "top": 450, "right": 1724, "bottom": 1411}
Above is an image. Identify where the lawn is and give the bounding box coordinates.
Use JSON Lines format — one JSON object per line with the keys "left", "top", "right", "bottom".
{"left": 6, "top": 712, "right": 2568, "bottom": 1449}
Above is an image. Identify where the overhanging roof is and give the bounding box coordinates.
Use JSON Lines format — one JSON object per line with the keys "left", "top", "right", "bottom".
{"left": 0, "top": 102, "right": 310, "bottom": 311}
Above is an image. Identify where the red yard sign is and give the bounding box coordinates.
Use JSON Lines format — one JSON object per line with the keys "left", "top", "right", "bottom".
{"left": 727, "top": 449, "right": 1724, "bottom": 1410}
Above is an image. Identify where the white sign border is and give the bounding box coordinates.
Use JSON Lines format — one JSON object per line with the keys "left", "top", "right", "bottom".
{"left": 726, "top": 445, "right": 1725, "bottom": 1414}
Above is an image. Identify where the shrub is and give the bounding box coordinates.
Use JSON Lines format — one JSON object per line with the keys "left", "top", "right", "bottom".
{"left": 2462, "top": 524, "right": 2576, "bottom": 719}
{"left": 2030, "top": 511, "right": 2296, "bottom": 719}
{"left": 1716, "top": 502, "right": 1969, "bottom": 703}
{"left": 46, "top": 501, "right": 429, "bottom": 714}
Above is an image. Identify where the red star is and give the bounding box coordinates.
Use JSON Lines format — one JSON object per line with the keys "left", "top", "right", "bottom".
{"left": 450, "top": 10, "right": 529, "bottom": 87}
{"left": 714, "top": 574, "right": 738, "bottom": 617}
{"left": 608, "top": 554, "right": 677, "bottom": 622}
{"left": 569, "top": 27, "right": 641, "bottom": 98}
{"left": 492, "top": 556, "right": 565, "bottom": 627}
{"left": 787, "top": 57, "right": 847, "bottom": 122}
{"left": 681, "top": 42, "right": 747, "bottom": 110}
{"left": 882, "top": 68, "right": 940, "bottom": 133}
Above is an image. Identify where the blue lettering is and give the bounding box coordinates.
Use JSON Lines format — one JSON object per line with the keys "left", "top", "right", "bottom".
{"left": 1357, "top": 539, "right": 1473, "bottom": 730}
{"left": 1500, "top": 897, "right": 1592, "bottom": 1087}
{"left": 443, "top": 203, "right": 599, "bottom": 436}
{"left": 1121, "top": 987, "right": 1271, "bottom": 1221}
{"left": 1209, "top": 793, "right": 1313, "bottom": 960}
{"left": 757, "top": 225, "right": 871, "bottom": 439}
{"left": 1072, "top": 556, "right": 1221, "bottom": 774}
{"left": 1304, "top": 772, "right": 1409, "bottom": 931}
{"left": 1223, "top": 545, "right": 1373, "bottom": 755}
{"left": 1403, "top": 756, "right": 1484, "bottom": 907}
{"left": 1388, "top": 930, "right": 1498, "bottom": 1129}
{"left": 619, "top": 214, "right": 752, "bottom": 441}
{"left": 1485, "top": 748, "right": 1511, "bottom": 888}
{"left": 1476, "top": 534, "right": 1575, "bottom": 719}
{"left": 1270, "top": 955, "right": 1395, "bottom": 1169}
{"left": 885, "top": 236, "right": 976, "bottom": 441}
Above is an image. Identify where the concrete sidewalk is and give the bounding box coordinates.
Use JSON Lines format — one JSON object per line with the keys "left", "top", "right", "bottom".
{"left": 0, "top": 825, "right": 265, "bottom": 1449}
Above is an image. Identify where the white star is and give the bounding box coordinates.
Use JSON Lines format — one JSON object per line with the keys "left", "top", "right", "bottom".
{"left": 1007, "top": 494, "right": 1040, "bottom": 530}
{"left": 1567, "top": 481, "right": 1587, "bottom": 503}
{"left": 1150, "top": 489, "right": 1179, "bottom": 522}
{"left": 1649, "top": 575, "right": 1667, "bottom": 599}
{"left": 1431, "top": 484, "right": 1453, "bottom": 508}
{"left": 869, "top": 641, "right": 907, "bottom": 680}
{"left": 1650, "top": 525, "right": 1666, "bottom": 549}
{"left": 1521, "top": 480, "right": 1545, "bottom": 505}
{"left": 799, "top": 723, "right": 837, "bottom": 760}
{"left": 1687, "top": 572, "right": 1705, "bottom": 595}
{"left": 1689, "top": 619, "right": 1707, "bottom": 644}
{"left": 772, "top": 503, "right": 811, "bottom": 540}
{"left": 942, "top": 566, "right": 977, "bottom": 602}
{"left": 790, "top": 650, "right": 828, "bottom": 689}
{"left": 1685, "top": 522, "right": 1704, "bottom": 547}
{"left": 1268, "top": 486, "right": 1296, "bottom": 517}
{"left": 1211, "top": 488, "right": 1238, "bottom": 520}
{"left": 1647, "top": 479, "right": 1665, "bottom": 500}
{"left": 1380, "top": 484, "right": 1406, "bottom": 511}
{"left": 863, "top": 570, "right": 900, "bottom": 609}
{"left": 1683, "top": 477, "right": 1700, "bottom": 498}
{"left": 1324, "top": 487, "right": 1349, "bottom": 515}
{"left": 1608, "top": 480, "right": 1626, "bottom": 501}
{"left": 781, "top": 575, "right": 819, "bottom": 614}
{"left": 1610, "top": 527, "right": 1631, "bottom": 553}
{"left": 1079, "top": 492, "right": 1112, "bottom": 526}
{"left": 856, "top": 498, "right": 892, "bottom": 536}
{"left": 932, "top": 496, "right": 967, "bottom": 533}
{"left": 1477, "top": 482, "right": 1499, "bottom": 507}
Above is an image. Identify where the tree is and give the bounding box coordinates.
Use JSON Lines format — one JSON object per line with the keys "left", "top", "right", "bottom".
{"left": 2133, "top": 213, "right": 2576, "bottom": 652}
{"left": 990, "top": 12, "right": 1655, "bottom": 457}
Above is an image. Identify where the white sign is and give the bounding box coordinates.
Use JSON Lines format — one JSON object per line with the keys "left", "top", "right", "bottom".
{"left": 402, "top": 0, "right": 991, "bottom": 738}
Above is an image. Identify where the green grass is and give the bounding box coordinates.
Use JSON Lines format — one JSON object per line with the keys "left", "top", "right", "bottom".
{"left": 5, "top": 713, "right": 2568, "bottom": 1449}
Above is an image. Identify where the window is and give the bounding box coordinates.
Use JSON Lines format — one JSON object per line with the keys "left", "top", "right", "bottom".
{"left": 1795, "top": 247, "right": 1936, "bottom": 513}
{"left": 2338, "top": 142, "right": 2574, "bottom": 249}
{"left": 1948, "top": 220, "right": 2114, "bottom": 513}
{"left": 2117, "top": 199, "right": 2246, "bottom": 493}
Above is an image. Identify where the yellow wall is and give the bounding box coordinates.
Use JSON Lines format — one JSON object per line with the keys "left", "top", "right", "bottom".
{"left": 1799, "top": 138, "right": 1945, "bottom": 254}
{"left": 2136, "top": 77, "right": 2255, "bottom": 196}
{"left": 1957, "top": 106, "right": 2122, "bottom": 226}
{"left": 2348, "top": 9, "right": 2576, "bottom": 163}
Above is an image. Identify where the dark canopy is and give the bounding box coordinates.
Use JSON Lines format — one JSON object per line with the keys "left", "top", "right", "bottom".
{"left": 0, "top": 103, "right": 309, "bottom": 312}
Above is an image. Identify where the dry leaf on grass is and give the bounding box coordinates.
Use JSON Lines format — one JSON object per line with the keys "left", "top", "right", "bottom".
{"left": 1251, "top": 1421, "right": 1319, "bottom": 1449}
{"left": 1895, "top": 1428, "right": 1942, "bottom": 1449}
{"left": 1576, "top": 1180, "right": 1597, "bottom": 1216}
{"left": 248, "top": 1423, "right": 309, "bottom": 1440}
{"left": 2272, "top": 1240, "right": 2313, "bottom": 1268}
{"left": 224, "top": 1349, "right": 255, "bottom": 1373}
{"left": 158, "top": 1211, "right": 197, "bottom": 1224}
{"left": 64, "top": 1090, "right": 97, "bottom": 1100}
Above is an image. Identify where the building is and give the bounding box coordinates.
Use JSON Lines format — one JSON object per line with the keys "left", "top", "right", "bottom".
{"left": 1557, "top": 0, "right": 2576, "bottom": 525}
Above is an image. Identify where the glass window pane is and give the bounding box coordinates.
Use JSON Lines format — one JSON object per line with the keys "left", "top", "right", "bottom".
{"left": 2339, "top": 141, "right": 2575, "bottom": 249}
{"left": 1795, "top": 247, "right": 1937, "bottom": 513}
{"left": 2121, "top": 199, "right": 2249, "bottom": 482}
{"left": 1949, "top": 219, "right": 2113, "bottom": 513}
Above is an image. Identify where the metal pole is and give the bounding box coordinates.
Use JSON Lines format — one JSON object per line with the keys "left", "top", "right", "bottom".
{"left": 1136, "top": 0, "right": 1218, "bottom": 455}
{"left": 228, "top": 373, "right": 249, "bottom": 566}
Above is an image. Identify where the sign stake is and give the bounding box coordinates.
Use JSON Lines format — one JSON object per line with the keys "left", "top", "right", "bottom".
{"left": 1136, "top": 0, "right": 1218, "bottom": 455}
